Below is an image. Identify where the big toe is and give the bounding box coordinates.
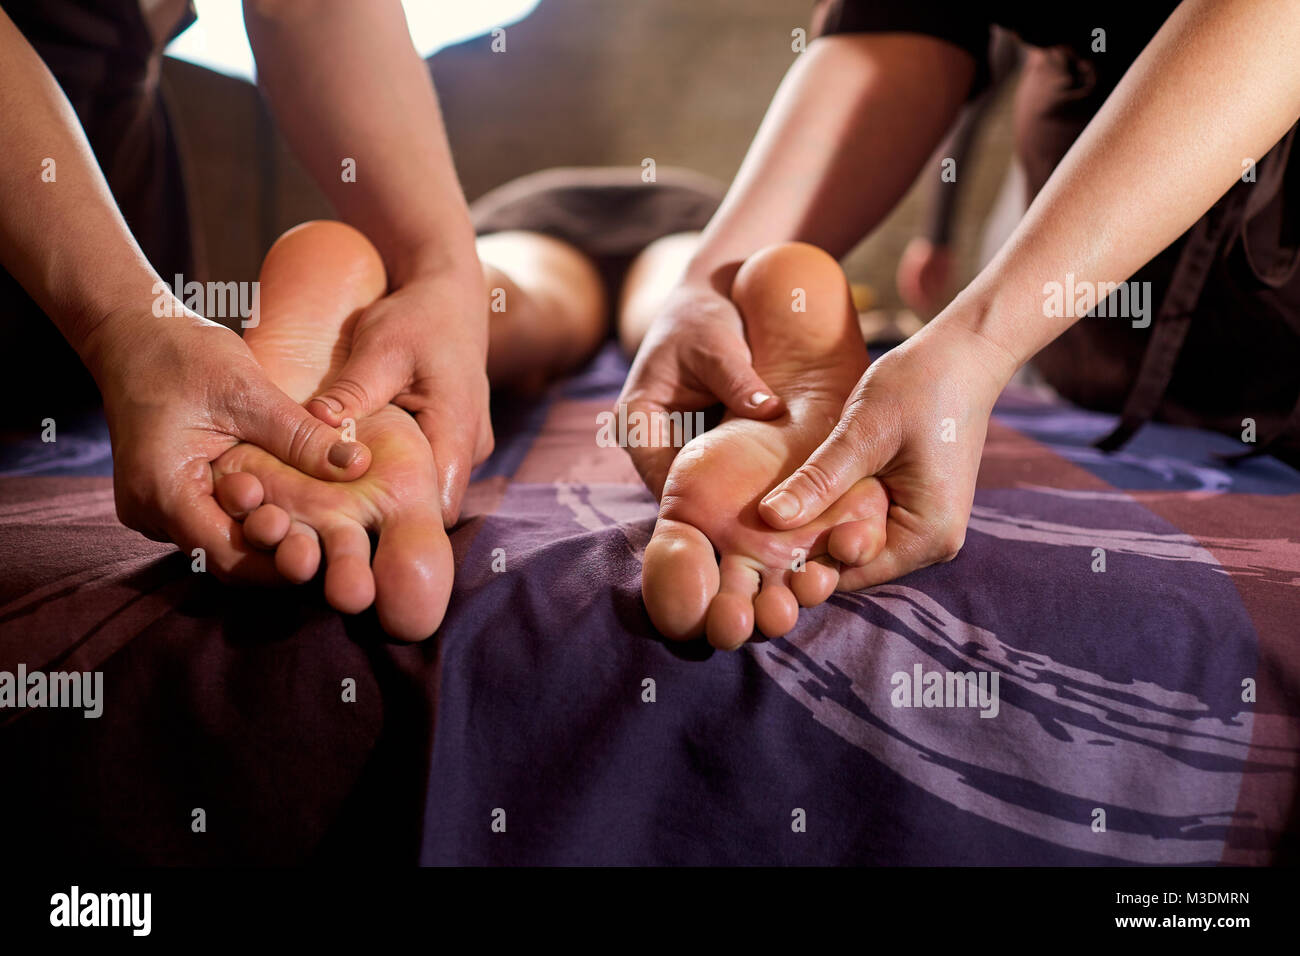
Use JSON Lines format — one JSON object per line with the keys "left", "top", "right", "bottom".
{"left": 373, "top": 506, "right": 453, "bottom": 642}
{"left": 642, "top": 518, "right": 720, "bottom": 641}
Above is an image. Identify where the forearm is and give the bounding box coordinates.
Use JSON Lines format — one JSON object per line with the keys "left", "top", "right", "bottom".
{"left": 948, "top": 0, "right": 1300, "bottom": 373}
{"left": 683, "top": 33, "right": 974, "bottom": 291}
{"left": 243, "top": 0, "right": 479, "bottom": 286}
{"left": 0, "top": 8, "right": 171, "bottom": 362}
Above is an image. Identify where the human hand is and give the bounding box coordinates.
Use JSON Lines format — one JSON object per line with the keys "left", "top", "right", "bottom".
{"left": 84, "top": 306, "right": 371, "bottom": 582}
{"left": 303, "top": 269, "right": 491, "bottom": 526}
{"left": 896, "top": 236, "right": 954, "bottom": 315}
{"left": 616, "top": 283, "right": 785, "bottom": 498}
{"left": 757, "top": 317, "right": 1016, "bottom": 589}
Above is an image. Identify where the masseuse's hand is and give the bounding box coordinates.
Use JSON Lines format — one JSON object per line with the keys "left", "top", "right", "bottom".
{"left": 618, "top": 283, "right": 785, "bottom": 498}
{"left": 85, "top": 306, "right": 372, "bottom": 583}
{"left": 303, "top": 269, "right": 491, "bottom": 526}
{"left": 758, "top": 318, "right": 1016, "bottom": 589}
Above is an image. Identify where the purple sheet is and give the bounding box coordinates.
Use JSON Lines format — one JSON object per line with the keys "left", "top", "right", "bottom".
{"left": 1, "top": 345, "right": 1297, "bottom": 864}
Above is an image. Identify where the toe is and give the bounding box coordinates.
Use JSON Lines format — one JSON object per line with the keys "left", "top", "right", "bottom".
{"left": 373, "top": 505, "right": 453, "bottom": 642}
{"left": 320, "top": 520, "right": 376, "bottom": 615}
{"left": 791, "top": 555, "right": 839, "bottom": 607}
{"left": 827, "top": 518, "right": 884, "bottom": 566}
{"left": 214, "top": 472, "right": 264, "bottom": 519}
{"left": 754, "top": 572, "right": 799, "bottom": 638}
{"left": 275, "top": 521, "right": 321, "bottom": 583}
{"left": 642, "top": 518, "right": 720, "bottom": 641}
{"left": 243, "top": 503, "right": 291, "bottom": 550}
{"left": 706, "top": 555, "right": 761, "bottom": 650}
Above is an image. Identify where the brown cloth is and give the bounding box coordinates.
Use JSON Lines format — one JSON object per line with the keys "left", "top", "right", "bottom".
{"left": 815, "top": 0, "right": 1300, "bottom": 465}
{"left": 470, "top": 165, "right": 725, "bottom": 308}
{"left": 0, "top": 0, "right": 198, "bottom": 420}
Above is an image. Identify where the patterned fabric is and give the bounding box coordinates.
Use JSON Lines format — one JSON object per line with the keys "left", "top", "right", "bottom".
{"left": 0, "top": 346, "right": 1296, "bottom": 864}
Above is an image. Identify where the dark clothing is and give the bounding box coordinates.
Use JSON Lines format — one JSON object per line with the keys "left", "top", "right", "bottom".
{"left": 0, "top": 0, "right": 196, "bottom": 419}
{"left": 815, "top": 0, "right": 1300, "bottom": 464}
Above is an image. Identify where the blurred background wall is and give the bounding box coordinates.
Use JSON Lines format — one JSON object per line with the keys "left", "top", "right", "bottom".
{"left": 161, "top": 0, "right": 1017, "bottom": 315}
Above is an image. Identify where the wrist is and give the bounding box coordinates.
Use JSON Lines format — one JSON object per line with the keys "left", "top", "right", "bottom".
{"left": 78, "top": 297, "right": 202, "bottom": 391}
{"left": 923, "top": 300, "right": 1022, "bottom": 397}
{"left": 681, "top": 255, "right": 744, "bottom": 298}
{"left": 383, "top": 228, "right": 481, "bottom": 291}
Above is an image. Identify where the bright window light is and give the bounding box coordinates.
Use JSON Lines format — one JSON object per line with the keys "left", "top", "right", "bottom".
{"left": 165, "top": 0, "right": 541, "bottom": 81}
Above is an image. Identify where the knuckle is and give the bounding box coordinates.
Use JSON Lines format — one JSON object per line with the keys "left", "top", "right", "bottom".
{"left": 794, "top": 460, "right": 840, "bottom": 500}
{"left": 929, "top": 522, "right": 967, "bottom": 563}
{"left": 323, "top": 377, "right": 374, "bottom": 413}
{"left": 284, "top": 413, "right": 328, "bottom": 463}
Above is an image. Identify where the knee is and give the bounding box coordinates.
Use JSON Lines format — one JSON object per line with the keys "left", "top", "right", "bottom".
{"left": 731, "top": 241, "right": 846, "bottom": 317}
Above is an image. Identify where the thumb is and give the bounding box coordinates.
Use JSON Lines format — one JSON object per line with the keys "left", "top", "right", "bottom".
{"left": 692, "top": 348, "right": 784, "bottom": 421}
{"left": 759, "top": 416, "right": 888, "bottom": 530}
{"left": 305, "top": 341, "right": 408, "bottom": 429}
{"left": 237, "top": 381, "right": 371, "bottom": 481}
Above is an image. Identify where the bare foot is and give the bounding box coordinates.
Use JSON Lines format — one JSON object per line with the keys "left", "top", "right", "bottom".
{"left": 641, "top": 242, "right": 888, "bottom": 649}
{"left": 211, "top": 222, "right": 452, "bottom": 641}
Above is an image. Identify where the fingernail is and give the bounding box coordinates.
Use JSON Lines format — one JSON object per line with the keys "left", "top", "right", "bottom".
{"left": 750, "top": 390, "right": 772, "bottom": 406}
{"left": 328, "top": 441, "right": 362, "bottom": 469}
{"left": 763, "top": 490, "right": 799, "bottom": 521}
{"left": 313, "top": 396, "right": 343, "bottom": 414}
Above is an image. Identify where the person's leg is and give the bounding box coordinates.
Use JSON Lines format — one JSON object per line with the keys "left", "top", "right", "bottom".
{"left": 211, "top": 221, "right": 452, "bottom": 641}
{"left": 477, "top": 230, "right": 607, "bottom": 392}
{"left": 615, "top": 231, "right": 701, "bottom": 356}
{"left": 640, "top": 241, "right": 888, "bottom": 649}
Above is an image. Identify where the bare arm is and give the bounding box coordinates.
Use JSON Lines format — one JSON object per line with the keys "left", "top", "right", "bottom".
{"left": 683, "top": 32, "right": 976, "bottom": 290}
{"left": 764, "top": 0, "right": 1300, "bottom": 596}
{"left": 0, "top": 5, "right": 373, "bottom": 578}
{"left": 618, "top": 32, "right": 975, "bottom": 495}
{"left": 951, "top": 0, "right": 1300, "bottom": 368}
{"left": 242, "top": 0, "right": 478, "bottom": 285}
{"left": 243, "top": 0, "right": 491, "bottom": 523}
{"left": 0, "top": 6, "right": 164, "bottom": 354}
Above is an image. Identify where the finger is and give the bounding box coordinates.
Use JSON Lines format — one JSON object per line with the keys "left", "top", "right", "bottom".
{"left": 835, "top": 515, "right": 958, "bottom": 592}
{"left": 306, "top": 341, "right": 408, "bottom": 428}
{"left": 618, "top": 399, "right": 682, "bottom": 500}
{"left": 414, "top": 408, "right": 473, "bottom": 528}
{"left": 236, "top": 382, "right": 371, "bottom": 482}
{"left": 691, "top": 348, "right": 784, "bottom": 420}
{"left": 164, "top": 484, "right": 281, "bottom": 585}
{"left": 827, "top": 517, "right": 886, "bottom": 567}
{"left": 628, "top": 441, "right": 678, "bottom": 501}
{"left": 759, "top": 415, "right": 888, "bottom": 530}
